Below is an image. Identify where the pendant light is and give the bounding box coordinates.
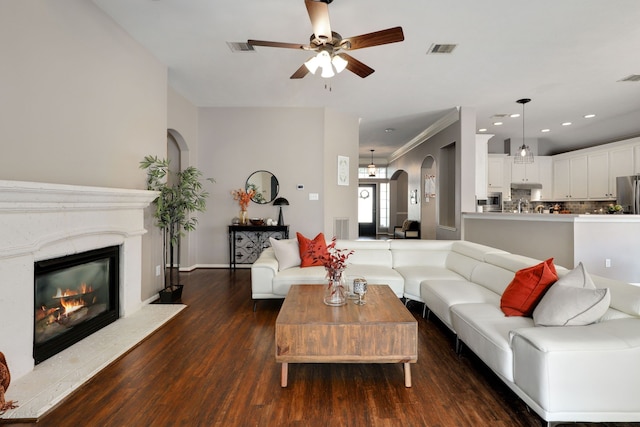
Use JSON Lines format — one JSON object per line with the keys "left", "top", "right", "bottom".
{"left": 514, "top": 98, "right": 534, "bottom": 164}
{"left": 368, "top": 149, "right": 376, "bottom": 177}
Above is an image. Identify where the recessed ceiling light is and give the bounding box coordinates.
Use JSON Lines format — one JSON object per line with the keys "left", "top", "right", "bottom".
{"left": 562, "top": 122, "right": 572, "bottom": 126}
{"left": 478, "top": 128, "right": 488, "bottom": 132}
{"left": 510, "top": 113, "right": 520, "bottom": 118}
{"left": 584, "top": 114, "right": 596, "bottom": 119}
{"left": 384, "top": 128, "right": 395, "bottom": 133}
{"left": 493, "top": 122, "right": 503, "bottom": 126}
{"left": 541, "top": 129, "right": 551, "bottom": 133}
{"left": 618, "top": 74, "right": 640, "bottom": 82}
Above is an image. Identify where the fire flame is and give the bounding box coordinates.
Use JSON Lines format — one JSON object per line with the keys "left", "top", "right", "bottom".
{"left": 53, "top": 282, "right": 93, "bottom": 317}
{"left": 60, "top": 297, "right": 86, "bottom": 315}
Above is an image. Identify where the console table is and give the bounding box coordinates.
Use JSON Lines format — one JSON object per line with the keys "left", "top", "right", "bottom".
{"left": 228, "top": 225, "right": 289, "bottom": 269}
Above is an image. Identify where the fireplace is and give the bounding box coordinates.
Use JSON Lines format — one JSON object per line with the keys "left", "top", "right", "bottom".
{"left": 33, "top": 245, "right": 120, "bottom": 364}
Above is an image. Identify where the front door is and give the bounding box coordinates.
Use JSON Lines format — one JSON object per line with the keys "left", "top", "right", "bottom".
{"left": 358, "top": 184, "right": 377, "bottom": 237}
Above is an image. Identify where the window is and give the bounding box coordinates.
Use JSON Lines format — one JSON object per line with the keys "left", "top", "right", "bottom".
{"left": 358, "top": 167, "right": 387, "bottom": 179}
{"left": 379, "top": 182, "right": 389, "bottom": 229}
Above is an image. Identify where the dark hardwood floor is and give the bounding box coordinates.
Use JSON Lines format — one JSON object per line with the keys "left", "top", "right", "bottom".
{"left": 5, "top": 269, "right": 638, "bottom": 427}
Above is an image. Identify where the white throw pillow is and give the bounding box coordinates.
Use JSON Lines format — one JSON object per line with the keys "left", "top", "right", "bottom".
{"left": 533, "top": 284, "right": 611, "bottom": 326}
{"left": 269, "top": 238, "right": 301, "bottom": 271}
{"left": 555, "top": 262, "right": 596, "bottom": 289}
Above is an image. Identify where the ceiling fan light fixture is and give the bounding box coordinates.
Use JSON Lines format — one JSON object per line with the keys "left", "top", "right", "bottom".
{"left": 332, "top": 54, "right": 348, "bottom": 73}
{"left": 304, "top": 56, "right": 320, "bottom": 74}
{"left": 320, "top": 64, "right": 335, "bottom": 78}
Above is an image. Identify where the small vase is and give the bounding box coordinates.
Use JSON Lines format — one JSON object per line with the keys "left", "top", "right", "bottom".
{"left": 239, "top": 209, "right": 248, "bottom": 225}
{"left": 323, "top": 267, "right": 347, "bottom": 306}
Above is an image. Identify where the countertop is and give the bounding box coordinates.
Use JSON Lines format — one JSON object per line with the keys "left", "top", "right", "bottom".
{"left": 463, "top": 212, "right": 640, "bottom": 222}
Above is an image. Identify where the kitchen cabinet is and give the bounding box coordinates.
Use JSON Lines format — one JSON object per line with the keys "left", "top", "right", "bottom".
{"left": 511, "top": 159, "right": 540, "bottom": 183}
{"left": 475, "top": 134, "right": 493, "bottom": 200}
{"left": 588, "top": 152, "right": 610, "bottom": 198}
{"left": 608, "top": 146, "right": 634, "bottom": 197}
{"left": 587, "top": 147, "right": 634, "bottom": 199}
{"left": 488, "top": 155, "right": 506, "bottom": 189}
{"left": 553, "top": 155, "right": 588, "bottom": 199}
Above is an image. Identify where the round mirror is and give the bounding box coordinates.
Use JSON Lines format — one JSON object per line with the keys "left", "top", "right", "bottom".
{"left": 246, "top": 170, "right": 279, "bottom": 204}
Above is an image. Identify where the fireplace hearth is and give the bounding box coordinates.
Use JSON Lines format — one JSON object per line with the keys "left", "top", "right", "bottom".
{"left": 34, "top": 246, "right": 120, "bottom": 364}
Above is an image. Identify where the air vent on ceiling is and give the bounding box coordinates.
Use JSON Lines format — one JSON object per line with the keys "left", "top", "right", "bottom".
{"left": 227, "top": 42, "right": 255, "bottom": 53}
{"left": 426, "top": 43, "right": 457, "bottom": 54}
{"left": 491, "top": 114, "right": 509, "bottom": 118}
{"left": 618, "top": 74, "right": 640, "bottom": 82}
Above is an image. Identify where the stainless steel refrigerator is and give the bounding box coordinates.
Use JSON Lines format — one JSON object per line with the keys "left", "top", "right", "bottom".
{"left": 616, "top": 175, "right": 640, "bottom": 214}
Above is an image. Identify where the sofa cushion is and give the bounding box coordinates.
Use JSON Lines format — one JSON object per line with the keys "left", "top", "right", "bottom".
{"left": 395, "top": 266, "right": 464, "bottom": 302}
{"left": 445, "top": 252, "right": 482, "bottom": 281}
{"left": 533, "top": 285, "right": 611, "bottom": 326}
{"left": 272, "top": 266, "right": 327, "bottom": 295}
{"left": 344, "top": 265, "right": 405, "bottom": 298}
{"left": 269, "top": 238, "right": 301, "bottom": 271}
{"left": 421, "top": 280, "right": 500, "bottom": 330}
{"left": 470, "top": 263, "right": 516, "bottom": 296}
{"left": 500, "top": 258, "right": 558, "bottom": 317}
{"left": 390, "top": 240, "right": 455, "bottom": 268}
{"left": 296, "top": 232, "right": 328, "bottom": 267}
{"left": 336, "top": 239, "right": 393, "bottom": 268}
{"left": 451, "top": 303, "right": 533, "bottom": 382}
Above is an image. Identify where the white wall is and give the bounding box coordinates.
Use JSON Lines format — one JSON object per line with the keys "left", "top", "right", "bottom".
{"left": 0, "top": 1, "right": 167, "bottom": 189}
{"left": 0, "top": 1, "right": 168, "bottom": 300}
{"left": 194, "top": 107, "right": 359, "bottom": 267}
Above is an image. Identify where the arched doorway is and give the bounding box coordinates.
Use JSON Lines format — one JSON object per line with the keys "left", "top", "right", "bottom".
{"left": 389, "top": 169, "right": 409, "bottom": 232}
{"left": 166, "top": 129, "right": 190, "bottom": 267}
{"left": 421, "top": 156, "right": 437, "bottom": 239}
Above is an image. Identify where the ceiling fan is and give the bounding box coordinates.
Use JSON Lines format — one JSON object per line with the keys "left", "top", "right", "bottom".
{"left": 247, "top": 0, "right": 404, "bottom": 79}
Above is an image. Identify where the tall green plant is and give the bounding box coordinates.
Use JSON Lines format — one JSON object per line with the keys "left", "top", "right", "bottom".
{"left": 140, "top": 155, "right": 213, "bottom": 290}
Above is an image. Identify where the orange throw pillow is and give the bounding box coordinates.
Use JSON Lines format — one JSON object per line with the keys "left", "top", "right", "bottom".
{"left": 500, "top": 258, "right": 558, "bottom": 317}
{"left": 296, "top": 232, "right": 329, "bottom": 267}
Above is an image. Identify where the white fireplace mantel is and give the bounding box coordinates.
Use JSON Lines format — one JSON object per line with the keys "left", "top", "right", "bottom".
{"left": 0, "top": 180, "right": 157, "bottom": 380}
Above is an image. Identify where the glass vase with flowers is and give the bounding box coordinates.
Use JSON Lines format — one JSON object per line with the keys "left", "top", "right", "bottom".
{"left": 308, "top": 237, "right": 354, "bottom": 306}
{"left": 231, "top": 188, "right": 255, "bottom": 225}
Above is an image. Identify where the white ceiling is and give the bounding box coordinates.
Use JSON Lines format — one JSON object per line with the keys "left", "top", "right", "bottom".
{"left": 92, "top": 0, "right": 640, "bottom": 161}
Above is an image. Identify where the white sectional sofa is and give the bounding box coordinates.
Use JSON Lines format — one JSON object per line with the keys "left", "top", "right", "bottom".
{"left": 251, "top": 239, "right": 640, "bottom": 426}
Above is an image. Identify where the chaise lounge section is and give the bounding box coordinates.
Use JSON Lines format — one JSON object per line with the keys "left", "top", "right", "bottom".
{"left": 251, "top": 238, "right": 640, "bottom": 426}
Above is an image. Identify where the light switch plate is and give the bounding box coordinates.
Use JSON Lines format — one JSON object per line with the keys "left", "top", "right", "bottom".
{"left": 309, "top": 193, "right": 319, "bottom": 201}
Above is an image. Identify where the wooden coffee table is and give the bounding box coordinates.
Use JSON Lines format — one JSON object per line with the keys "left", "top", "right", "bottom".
{"left": 275, "top": 284, "right": 418, "bottom": 387}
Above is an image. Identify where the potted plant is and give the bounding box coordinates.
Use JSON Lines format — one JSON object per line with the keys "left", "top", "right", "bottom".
{"left": 140, "top": 155, "right": 213, "bottom": 302}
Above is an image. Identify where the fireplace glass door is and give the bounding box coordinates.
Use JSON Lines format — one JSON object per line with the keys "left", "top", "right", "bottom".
{"left": 34, "top": 245, "right": 120, "bottom": 363}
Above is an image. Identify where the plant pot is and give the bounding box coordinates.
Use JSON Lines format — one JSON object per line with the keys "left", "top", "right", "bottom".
{"left": 158, "top": 284, "right": 184, "bottom": 303}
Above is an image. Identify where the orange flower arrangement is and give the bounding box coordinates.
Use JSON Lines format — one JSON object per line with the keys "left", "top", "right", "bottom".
{"left": 231, "top": 188, "right": 255, "bottom": 211}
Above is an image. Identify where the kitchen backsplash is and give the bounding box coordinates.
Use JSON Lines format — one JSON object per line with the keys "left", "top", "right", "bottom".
{"left": 504, "top": 189, "right": 618, "bottom": 214}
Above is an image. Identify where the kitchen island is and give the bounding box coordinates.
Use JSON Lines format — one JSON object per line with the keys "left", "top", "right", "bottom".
{"left": 462, "top": 212, "right": 640, "bottom": 283}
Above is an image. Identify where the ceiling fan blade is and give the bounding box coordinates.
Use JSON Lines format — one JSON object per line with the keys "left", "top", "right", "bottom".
{"left": 248, "top": 39, "right": 307, "bottom": 50}
{"left": 305, "top": 0, "right": 332, "bottom": 42}
{"left": 290, "top": 64, "right": 310, "bottom": 79}
{"left": 343, "top": 26, "right": 405, "bottom": 50}
{"left": 338, "top": 53, "right": 374, "bottom": 78}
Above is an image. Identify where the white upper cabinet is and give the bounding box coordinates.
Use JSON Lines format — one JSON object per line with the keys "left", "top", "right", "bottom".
{"left": 488, "top": 154, "right": 506, "bottom": 189}
{"left": 587, "top": 146, "right": 634, "bottom": 199}
{"left": 475, "top": 134, "right": 493, "bottom": 200}
{"left": 511, "top": 161, "right": 539, "bottom": 183}
{"left": 553, "top": 155, "right": 588, "bottom": 199}
{"left": 608, "top": 146, "right": 634, "bottom": 197}
{"left": 588, "top": 151, "right": 611, "bottom": 198}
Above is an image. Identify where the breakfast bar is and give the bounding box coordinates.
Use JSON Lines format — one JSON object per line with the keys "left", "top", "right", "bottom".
{"left": 462, "top": 212, "right": 640, "bottom": 283}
